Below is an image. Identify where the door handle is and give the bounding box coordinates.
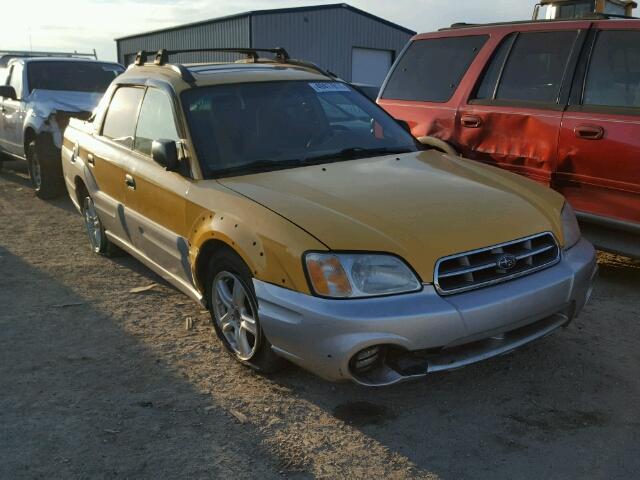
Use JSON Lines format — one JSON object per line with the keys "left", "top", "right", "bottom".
{"left": 125, "top": 174, "right": 136, "bottom": 190}
{"left": 87, "top": 153, "right": 95, "bottom": 166}
{"left": 461, "top": 114, "right": 482, "bottom": 128}
{"left": 70, "top": 144, "right": 79, "bottom": 163}
{"left": 574, "top": 124, "right": 604, "bottom": 140}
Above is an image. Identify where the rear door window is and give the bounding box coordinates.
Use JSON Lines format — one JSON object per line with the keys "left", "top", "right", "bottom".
{"left": 474, "top": 31, "right": 579, "bottom": 104}
{"left": 583, "top": 30, "right": 640, "bottom": 109}
{"left": 473, "top": 34, "right": 516, "bottom": 100}
{"left": 381, "top": 35, "right": 488, "bottom": 102}
{"left": 101, "top": 86, "right": 144, "bottom": 148}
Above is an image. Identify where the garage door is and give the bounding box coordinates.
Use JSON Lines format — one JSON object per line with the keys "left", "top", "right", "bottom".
{"left": 351, "top": 48, "right": 393, "bottom": 86}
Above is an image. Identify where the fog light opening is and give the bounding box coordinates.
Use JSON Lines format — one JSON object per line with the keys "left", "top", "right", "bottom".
{"left": 350, "top": 345, "right": 385, "bottom": 374}
{"left": 349, "top": 345, "right": 430, "bottom": 386}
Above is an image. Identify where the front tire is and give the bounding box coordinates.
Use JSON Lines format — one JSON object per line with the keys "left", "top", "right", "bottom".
{"left": 26, "top": 138, "right": 64, "bottom": 199}
{"left": 206, "top": 250, "right": 281, "bottom": 373}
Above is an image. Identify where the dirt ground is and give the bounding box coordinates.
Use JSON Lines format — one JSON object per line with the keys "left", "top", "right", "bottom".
{"left": 1, "top": 159, "right": 639, "bottom": 479}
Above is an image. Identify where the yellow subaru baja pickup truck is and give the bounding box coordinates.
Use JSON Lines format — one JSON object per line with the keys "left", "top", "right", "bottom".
{"left": 61, "top": 48, "right": 598, "bottom": 386}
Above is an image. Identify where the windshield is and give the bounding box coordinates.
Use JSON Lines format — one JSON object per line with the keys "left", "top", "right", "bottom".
{"left": 181, "top": 81, "right": 419, "bottom": 178}
{"left": 27, "top": 61, "right": 124, "bottom": 94}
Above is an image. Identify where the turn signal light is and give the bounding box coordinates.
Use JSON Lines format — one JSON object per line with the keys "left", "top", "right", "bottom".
{"left": 305, "top": 254, "right": 352, "bottom": 297}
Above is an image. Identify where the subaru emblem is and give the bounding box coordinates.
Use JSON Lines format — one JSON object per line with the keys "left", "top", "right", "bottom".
{"left": 496, "top": 254, "right": 517, "bottom": 271}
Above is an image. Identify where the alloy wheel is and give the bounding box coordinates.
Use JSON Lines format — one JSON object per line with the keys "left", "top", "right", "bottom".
{"left": 83, "top": 196, "right": 103, "bottom": 252}
{"left": 212, "top": 271, "right": 259, "bottom": 360}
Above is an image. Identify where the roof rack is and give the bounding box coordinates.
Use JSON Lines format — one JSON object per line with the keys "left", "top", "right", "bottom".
{"left": 579, "top": 12, "right": 637, "bottom": 19}
{"left": 449, "top": 22, "right": 479, "bottom": 28}
{"left": 0, "top": 49, "right": 97, "bottom": 59}
{"left": 0, "top": 49, "right": 98, "bottom": 67}
{"left": 443, "top": 13, "right": 637, "bottom": 30}
{"left": 134, "top": 47, "right": 290, "bottom": 66}
{"left": 132, "top": 47, "right": 336, "bottom": 84}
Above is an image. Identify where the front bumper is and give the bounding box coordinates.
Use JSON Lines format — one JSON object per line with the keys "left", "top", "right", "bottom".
{"left": 255, "top": 238, "right": 598, "bottom": 386}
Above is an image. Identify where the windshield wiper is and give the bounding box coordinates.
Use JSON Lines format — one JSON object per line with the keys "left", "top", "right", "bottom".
{"left": 212, "top": 159, "right": 307, "bottom": 177}
{"left": 211, "top": 147, "right": 413, "bottom": 178}
{"left": 302, "top": 147, "right": 413, "bottom": 163}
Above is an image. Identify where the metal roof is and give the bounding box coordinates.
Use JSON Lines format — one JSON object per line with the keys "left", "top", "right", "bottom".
{"left": 114, "top": 3, "right": 416, "bottom": 41}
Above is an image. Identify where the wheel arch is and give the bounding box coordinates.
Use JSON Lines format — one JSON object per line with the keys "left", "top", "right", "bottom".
{"left": 23, "top": 127, "right": 37, "bottom": 153}
{"left": 74, "top": 176, "right": 89, "bottom": 209}
{"left": 194, "top": 239, "right": 250, "bottom": 304}
{"left": 185, "top": 189, "right": 326, "bottom": 298}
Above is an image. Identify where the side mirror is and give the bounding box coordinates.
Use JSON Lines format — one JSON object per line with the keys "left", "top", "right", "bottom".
{"left": 151, "top": 139, "right": 180, "bottom": 172}
{"left": 396, "top": 119, "right": 411, "bottom": 134}
{"left": 0, "top": 85, "right": 17, "bottom": 100}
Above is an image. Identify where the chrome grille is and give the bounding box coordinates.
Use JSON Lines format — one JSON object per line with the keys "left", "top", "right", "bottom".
{"left": 434, "top": 232, "right": 560, "bottom": 295}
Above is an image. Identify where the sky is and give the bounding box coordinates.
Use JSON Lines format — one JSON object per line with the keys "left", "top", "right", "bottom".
{"left": 1, "top": 0, "right": 541, "bottom": 62}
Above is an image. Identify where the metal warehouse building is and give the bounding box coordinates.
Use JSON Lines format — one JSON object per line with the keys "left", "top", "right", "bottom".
{"left": 115, "top": 3, "right": 415, "bottom": 86}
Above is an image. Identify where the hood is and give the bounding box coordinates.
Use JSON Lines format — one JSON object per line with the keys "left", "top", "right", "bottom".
{"left": 27, "top": 89, "right": 103, "bottom": 117}
{"left": 219, "top": 151, "right": 565, "bottom": 282}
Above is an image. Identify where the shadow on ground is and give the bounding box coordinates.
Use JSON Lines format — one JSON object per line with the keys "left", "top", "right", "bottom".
{"left": 0, "top": 247, "right": 292, "bottom": 479}
{"left": 0, "top": 160, "right": 76, "bottom": 214}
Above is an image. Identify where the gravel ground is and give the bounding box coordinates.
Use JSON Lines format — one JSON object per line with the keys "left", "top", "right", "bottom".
{"left": 1, "top": 159, "right": 639, "bottom": 479}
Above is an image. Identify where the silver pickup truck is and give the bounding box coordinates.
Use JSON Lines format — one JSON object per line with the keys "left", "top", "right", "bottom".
{"left": 0, "top": 56, "right": 123, "bottom": 198}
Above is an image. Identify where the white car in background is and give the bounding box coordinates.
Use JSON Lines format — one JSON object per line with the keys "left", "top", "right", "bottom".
{"left": 0, "top": 57, "right": 123, "bottom": 198}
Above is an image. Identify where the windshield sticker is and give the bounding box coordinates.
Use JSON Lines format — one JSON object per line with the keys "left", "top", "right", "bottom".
{"left": 308, "top": 82, "right": 351, "bottom": 93}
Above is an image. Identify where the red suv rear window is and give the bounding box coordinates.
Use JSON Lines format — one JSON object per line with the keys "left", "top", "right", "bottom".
{"left": 381, "top": 35, "right": 488, "bottom": 103}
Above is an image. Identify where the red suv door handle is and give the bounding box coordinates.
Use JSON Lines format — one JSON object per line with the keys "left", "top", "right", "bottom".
{"left": 461, "top": 115, "right": 482, "bottom": 128}
{"left": 574, "top": 125, "right": 604, "bottom": 140}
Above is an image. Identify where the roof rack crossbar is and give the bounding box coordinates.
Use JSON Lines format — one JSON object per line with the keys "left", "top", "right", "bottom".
{"left": 151, "top": 47, "right": 290, "bottom": 65}
{"left": 0, "top": 49, "right": 97, "bottom": 59}
{"left": 580, "top": 12, "right": 638, "bottom": 19}
{"left": 134, "top": 47, "right": 289, "bottom": 67}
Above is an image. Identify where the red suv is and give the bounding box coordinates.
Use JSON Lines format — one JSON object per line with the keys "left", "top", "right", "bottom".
{"left": 379, "top": 17, "right": 640, "bottom": 258}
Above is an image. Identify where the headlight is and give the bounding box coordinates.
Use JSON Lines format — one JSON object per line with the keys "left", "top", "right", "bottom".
{"left": 304, "top": 252, "right": 421, "bottom": 298}
{"left": 561, "top": 202, "right": 581, "bottom": 250}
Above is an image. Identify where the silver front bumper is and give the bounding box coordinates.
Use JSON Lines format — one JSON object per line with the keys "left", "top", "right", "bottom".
{"left": 254, "top": 238, "right": 598, "bottom": 386}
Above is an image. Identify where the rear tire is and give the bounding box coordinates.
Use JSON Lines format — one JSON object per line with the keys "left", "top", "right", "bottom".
{"left": 81, "top": 194, "right": 119, "bottom": 256}
{"left": 27, "top": 138, "right": 64, "bottom": 199}
{"left": 206, "top": 250, "right": 282, "bottom": 373}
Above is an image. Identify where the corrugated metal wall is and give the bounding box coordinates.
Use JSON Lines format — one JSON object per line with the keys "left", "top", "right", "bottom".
{"left": 252, "top": 7, "right": 411, "bottom": 81}
{"left": 116, "top": 6, "right": 413, "bottom": 82}
{"left": 117, "top": 16, "right": 250, "bottom": 65}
